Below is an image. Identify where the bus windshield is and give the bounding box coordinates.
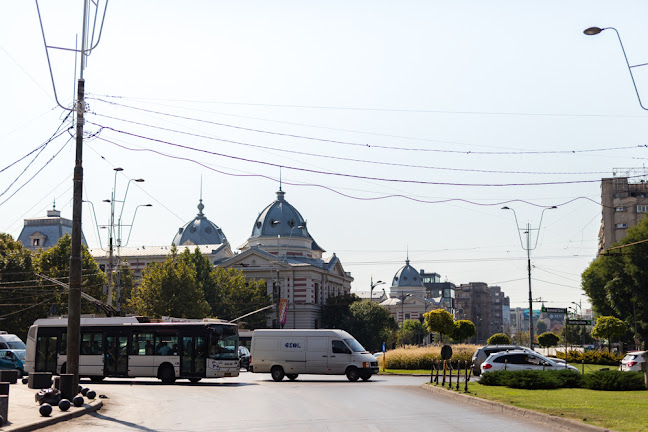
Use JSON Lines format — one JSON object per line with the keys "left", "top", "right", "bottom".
{"left": 208, "top": 325, "right": 238, "bottom": 360}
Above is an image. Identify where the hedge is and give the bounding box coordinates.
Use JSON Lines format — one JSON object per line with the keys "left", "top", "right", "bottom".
{"left": 479, "top": 369, "right": 646, "bottom": 391}
{"left": 554, "top": 350, "right": 624, "bottom": 366}
{"left": 384, "top": 345, "right": 475, "bottom": 370}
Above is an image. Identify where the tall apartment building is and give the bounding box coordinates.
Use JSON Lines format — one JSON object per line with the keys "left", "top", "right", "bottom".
{"left": 419, "top": 269, "right": 456, "bottom": 314}
{"left": 599, "top": 176, "right": 648, "bottom": 255}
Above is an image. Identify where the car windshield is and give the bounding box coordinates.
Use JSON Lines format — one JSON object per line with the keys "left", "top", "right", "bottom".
{"left": 7, "top": 341, "right": 25, "bottom": 350}
{"left": 344, "top": 338, "right": 367, "bottom": 353}
{"left": 13, "top": 350, "right": 25, "bottom": 360}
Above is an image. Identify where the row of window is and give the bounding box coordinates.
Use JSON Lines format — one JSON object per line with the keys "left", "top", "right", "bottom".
{"left": 614, "top": 205, "right": 648, "bottom": 213}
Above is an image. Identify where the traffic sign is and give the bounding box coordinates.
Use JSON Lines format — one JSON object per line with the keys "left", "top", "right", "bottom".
{"left": 566, "top": 319, "right": 592, "bottom": 326}
{"left": 543, "top": 307, "right": 567, "bottom": 314}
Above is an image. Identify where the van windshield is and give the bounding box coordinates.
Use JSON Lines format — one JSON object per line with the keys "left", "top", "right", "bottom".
{"left": 344, "top": 338, "right": 366, "bottom": 353}
{"left": 8, "top": 341, "right": 25, "bottom": 350}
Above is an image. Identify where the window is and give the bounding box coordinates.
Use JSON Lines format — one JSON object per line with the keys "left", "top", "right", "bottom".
{"left": 637, "top": 205, "right": 648, "bottom": 213}
{"left": 332, "top": 340, "right": 350, "bottom": 354}
{"left": 33, "top": 239, "right": 40, "bottom": 246}
{"left": 81, "top": 332, "right": 103, "bottom": 354}
{"left": 132, "top": 332, "right": 154, "bottom": 355}
{"left": 616, "top": 223, "right": 628, "bottom": 229}
{"left": 615, "top": 207, "right": 626, "bottom": 212}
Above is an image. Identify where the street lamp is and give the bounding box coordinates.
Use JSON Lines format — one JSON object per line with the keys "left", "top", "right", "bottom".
{"left": 370, "top": 277, "right": 385, "bottom": 301}
{"left": 584, "top": 26, "right": 648, "bottom": 111}
{"left": 123, "top": 204, "right": 153, "bottom": 246}
{"left": 502, "top": 205, "right": 556, "bottom": 349}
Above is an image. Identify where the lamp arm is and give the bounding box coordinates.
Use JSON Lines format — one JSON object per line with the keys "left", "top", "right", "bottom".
{"left": 609, "top": 27, "right": 648, "bottom": 111}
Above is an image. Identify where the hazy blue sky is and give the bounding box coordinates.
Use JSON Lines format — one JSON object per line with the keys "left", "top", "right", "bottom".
{"left": 2, "top": 1, "right": 648, "bottom": 312}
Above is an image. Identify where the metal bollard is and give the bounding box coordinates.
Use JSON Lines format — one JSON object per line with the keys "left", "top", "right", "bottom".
{"left": 464, "top": 362, "right": 470, "bottom": 393}
{"left": 435, "top": 361, "right": 440, "bottom": 384}
{"left": 448, "top": 361, "right": 453, "bottom": 388}
{"left": 456, "top": 361, "right": 460, "bottom": 391}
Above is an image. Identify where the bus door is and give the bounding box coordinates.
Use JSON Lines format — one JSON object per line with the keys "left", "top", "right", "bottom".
{"left": 35, "top": 329, "right": 59, "bottom": 373}
{"left": 104, "top": 332, "right": 129, "bottom": 376}
{"left": 180, "top": 334, "right": 206, "bottom": 377}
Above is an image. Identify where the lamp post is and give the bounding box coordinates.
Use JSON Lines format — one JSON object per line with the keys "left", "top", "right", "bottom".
{"left": 502, "top": 205, "right": 556, "bottom": 349}
{"left": 584, "top": 26, "right": 648, "bottom": 111}
{"left": 370, "top": 278, "right": 385, "bottom": 302}
{"left": 283, "top": 224, "right": 303, "bottom": 261}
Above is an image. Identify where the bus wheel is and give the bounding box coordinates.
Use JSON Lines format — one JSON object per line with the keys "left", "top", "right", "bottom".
{"left": 270, "top": 366, "right": 285, "bottom": 382}
{"left": 345, "top": 366, "right": 360, "bottom": 382}
{"left": 286, "top": 374, "right": 298, "bottom": 381}
{"left": 89, "top": 376, "right": 105, "bottom": 382}
{"left": 159, "top": 365, "right": 176, "bottom": 384}
{"left": 189, "top": 378, "right": 201, "bottom": 384}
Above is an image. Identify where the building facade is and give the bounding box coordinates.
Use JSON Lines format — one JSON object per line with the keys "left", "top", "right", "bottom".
{"left": 17, "top": 205, "right": 87, "bottom": 250}
{"left": 455, "top": 282, "right": 507, "bottom": 344}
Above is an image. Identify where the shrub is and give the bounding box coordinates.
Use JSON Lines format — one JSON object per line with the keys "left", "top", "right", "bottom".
{"left": 583, "top": 370, "right": 646, "bottom": 391}
{"left": 478, "top": 369, "right": 583, "bottom": 389}
{"left": 384, "top": 344, "right": 477, "bottom": 370}
{"left": 555, "top": 350, "right": 624, "bottom": 365}
{"left": 478, "top": 370, "right": 510, "bottom": 386}
{"left": 537, "top": 332, "right": 560, "bottom": 348}
{"left": 486, "top": 333, "right": 511, "bottom": 345}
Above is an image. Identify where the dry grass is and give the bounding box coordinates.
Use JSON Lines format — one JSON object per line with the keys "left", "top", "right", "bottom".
{"left": 384, "top": 344, "right": 477, "bottom": 369}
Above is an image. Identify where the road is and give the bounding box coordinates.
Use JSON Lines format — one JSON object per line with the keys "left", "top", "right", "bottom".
{"left": 43, "top": 372, "right": 557, "bottom": 432}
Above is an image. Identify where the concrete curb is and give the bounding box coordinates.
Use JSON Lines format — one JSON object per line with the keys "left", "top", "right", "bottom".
{"left": 420, "top": 383, "right": 615, "bottom": 432}
{"left": 1, "top": 399, "right": 103, "bottom": 432}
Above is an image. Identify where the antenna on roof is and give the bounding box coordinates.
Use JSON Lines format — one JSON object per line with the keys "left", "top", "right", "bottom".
{"left": 279, "top": 166, "right": 283, "bottom": 192}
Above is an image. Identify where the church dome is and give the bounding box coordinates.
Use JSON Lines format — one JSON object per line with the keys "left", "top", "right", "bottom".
{"left": 391, "top": 259, "right": 424, "bottom": 288}
{"left": 173, "top": 199, "right": 227, "bottom": 246}
{"left": 250, "top": 190, "right": 318, "bottom": 246}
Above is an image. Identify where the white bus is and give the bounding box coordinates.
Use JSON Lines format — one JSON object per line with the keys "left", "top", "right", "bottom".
{"left": 24, "top": 316, "right": 240, "bottom": 383}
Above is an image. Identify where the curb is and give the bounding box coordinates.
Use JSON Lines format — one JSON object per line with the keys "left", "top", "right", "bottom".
{"left": 420, "top": 383, "right": 615, "bottom": 432}
{"left": 1, "top": 399, "right": 103, "bottom": 432}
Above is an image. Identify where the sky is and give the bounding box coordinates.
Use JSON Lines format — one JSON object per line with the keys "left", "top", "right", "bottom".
{"left": 2, "top": 1, "right": 648, "bottom": 314}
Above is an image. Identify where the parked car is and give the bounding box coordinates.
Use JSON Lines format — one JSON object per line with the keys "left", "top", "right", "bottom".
{"left": 471, "top": 345, "right": 526, "bottom": 376}
{"left": 238, "top": 346, "right": 251, "bottom": 371}
{"left": 0, "top": 349, "right": 26, "bottom": 376}
{"left": 619, "top": 351, "right": 647, "bottom": 372}
{"left": 480, "top": 350, "right": 579, "bottom": 374}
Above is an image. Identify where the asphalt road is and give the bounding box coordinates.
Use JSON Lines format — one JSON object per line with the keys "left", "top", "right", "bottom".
{"left": 42, "top": 372, "right": 556, "bottom": 432}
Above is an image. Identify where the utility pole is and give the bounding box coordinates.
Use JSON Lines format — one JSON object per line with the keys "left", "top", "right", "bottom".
{"left": 67, "top": 0, "right": 90, "bottom": 393}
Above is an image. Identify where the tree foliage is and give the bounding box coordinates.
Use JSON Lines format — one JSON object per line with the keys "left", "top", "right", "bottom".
{"left": 582, "top": 217, "right": 648, "bottom": 344}
{"left": 423, "top": 309, "right": 454, "bottom": 342}
{"left": 348, "top": 300, "right": 395, "bottom": 352}
{"left": 487, "top": 333, "right": 512, "bottom": 345}
{"left": 537, "top": 332, "right": 560, "bottom": 347}
{"left": 399, "top": 319, "right": 427, "bottom": 345}
{"left": 321, "top": 293, "right": 360, "bottom": 329}
{"left": 451, "top": 320, "right": 476, "bottom": 343}
{"left": 536, "top": 320, "right": 548, "bottom": 334}
{"left": 0, "top": 233, "right": 41, "bottom": 339}
{"left": 591, "top": 316, "right": 627, "bottom": 351}
{"left": 206, "top": 267, "right": 268, "bottom": 328}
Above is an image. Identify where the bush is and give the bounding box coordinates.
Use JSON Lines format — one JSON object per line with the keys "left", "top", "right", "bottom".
{"left": 583, "top": 370, "right": 646, "bottom": 391}
{"left": 384, "top": 344, "right": 476, "bottom": 370}
{"left": 537, "top": 332, "right": 560, "bottom": 348}
{"left": 479, "top": 370, "right": 583, "bottom": 389}
{"left": 486, "top": 333, "right": 511, "bottom": 345}
{"left": 555, "top": 350, "right": 624, "bottom": 365}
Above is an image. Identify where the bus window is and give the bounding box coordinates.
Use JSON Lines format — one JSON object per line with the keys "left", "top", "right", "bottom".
{"left": 132, "top": 333, "right": 154, "bottom": 355}
{"left": 81, "top": 332, "right": 103, "bottom": 354}
{"left": 155, "top": 334, "right": 178, "bottom": 356}
{"left": 36, "top": 335, "right": 58, "bottom": 373}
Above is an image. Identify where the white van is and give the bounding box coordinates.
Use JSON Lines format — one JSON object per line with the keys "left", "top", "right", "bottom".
{"left": 0, "top": 332, "right": 26, "bottom": 351}
{"left": 250, "top": 329, "right": 378, "bottom": 382}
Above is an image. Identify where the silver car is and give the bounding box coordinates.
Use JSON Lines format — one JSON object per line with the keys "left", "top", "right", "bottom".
{"left": 480, "top": 350, "right": 578, "bottom": 374}
{"left": 619, "top": 351, "right": 646, "bottom": 372}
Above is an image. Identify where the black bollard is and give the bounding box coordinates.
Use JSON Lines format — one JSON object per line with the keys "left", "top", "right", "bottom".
{"left": 429, "top": 362, "right": 435, "bottom": 384}
{"left": 435, "top": 361, "right": 439, "bottom": 384}
{"left": 456, "top": 361, "right": 460, "bottom": 391}
{"left": 448, "top": 361, "right": 452, "bottom": 388}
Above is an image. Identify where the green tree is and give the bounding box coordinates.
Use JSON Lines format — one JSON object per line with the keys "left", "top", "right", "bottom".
{"left": 349, "top": 300, "right": 396, "bottom": 352}
{"left": 129, "top": 246, "right": 210, "bottom": 318}
{"left": 423, "top": 309, "right": 454, "bottom": 342}
{"left": 0, "top": 233, "right": 44, "bottom": 339}
{"left": 582, "top": 217, "right": 648, "bottom": 344}
{"left": 114, "top": 261, "right": 134, "bottom": 313}
{"left": 536, "top": 320, "right": 548, "bottom": 334}
{"left": 399, "top": 319, "right": 427, "bottom": 345}
{"left": 321, "top": 293, "right": 360, "bottom": 330}
{"left": 537, "top": 331, "right": 560, "bottom": 347}
{"left": 35, "top": 233, "right": 107, "bottom": 315}
{"left": 451, "top": 320, "right": 476, "bottom": 343}
{"left": 591, "top": 316, "right": 627, "bottom": 351}
{"left": 487, "top": 333, "right": 512, "bottom": 345}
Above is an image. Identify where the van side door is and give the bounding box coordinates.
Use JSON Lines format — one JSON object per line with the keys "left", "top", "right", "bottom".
{"left": 305, "top": 337, "right": 328, "bottom": 374}
{"left": 329, "top": 339, "right": 352, "bottom": 374}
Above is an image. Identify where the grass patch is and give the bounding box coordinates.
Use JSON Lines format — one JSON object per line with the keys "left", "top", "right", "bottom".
{"left": 452, "top": 382, "right": 648, "bottom": 432}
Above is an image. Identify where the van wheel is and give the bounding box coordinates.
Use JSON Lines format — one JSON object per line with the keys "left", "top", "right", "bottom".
{"left": 286, "top": 374, "right": 298, "bottom": 381}
{"left": 345, "top": 366, "right": 360, "bottom": 382}
{"left": 360, "top": 373, "right": 372, "bottom": 381}
{"left": 271, "top": 366, "right": 285, "bottom": 382}
{"left": 189, "top": 378, "right": 201, "bottom": 383}
{"left": 159, "top": 365, "right": 176, "bottom": 384}
{"left": 89, "top": 376, "right": 105, "bottom": 382}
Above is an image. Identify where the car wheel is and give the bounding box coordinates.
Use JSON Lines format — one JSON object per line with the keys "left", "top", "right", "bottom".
{"left": 345, "top": 366, "right": 360, "bottom": 382}
{"left": 159, "top": 365, "right": 176, "bottom": 384}
{"left": 287, "top": 374, "right": 298, "bottom": 381}
{"left": 360, "top": 373, "right": 372, "bottom": 381}
{"left": 271, "top": 366, "right": 285, "bottom": 382}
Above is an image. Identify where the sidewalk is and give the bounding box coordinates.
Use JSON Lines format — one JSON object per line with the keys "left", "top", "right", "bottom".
{"left": 1, "top": 381, "right": 102, "bottom": 432}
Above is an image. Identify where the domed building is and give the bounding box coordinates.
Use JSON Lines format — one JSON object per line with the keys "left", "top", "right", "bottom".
{"left": 380, "top": 257, "right": 442, "bottom": 325}
{"left": 223, "top": 189, "right": 353, "bottom": 329}
{"left": 173, "top": 199, "right": 228, "bottom": 246}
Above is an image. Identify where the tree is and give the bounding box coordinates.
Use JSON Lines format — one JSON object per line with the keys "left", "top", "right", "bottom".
{"left": 321, "top": 293, "right": 360, "bottom": 330}
{"left": 399, "top": 319, "right": 427, "bottom": 345}
{"left": 591, "top": 316, "right": 627, "bottom": 351}
{"left": 451, "top": 320, "right": 476, "bottom": 343}
{"left": 487, "top": 333, "right": 512, "bottom": 345}
{"left": 537, "top": 332, "right": 560, "bottom": 348}
{"left": 348, "top": 300, "right": 396, "bottom": 352}
{"left": 113, "top": 261, "right": 134, "bottom": 313}
{"left": 0, "top": 233, "right": 43, "bottom": 340}
{"left": 129, "top": 246, "right": 210, "bottom": 318}
{"left": 582, "top": 217, "right": 648, "bottom": 344}
{"left": 536, "top": 320, "right": 548, "bottom": 334}
{"left": 423, "top": 309, "right": 454, "bottom": 342}
{"left": 35, "top": 233, "right": 107, "bottom": 315}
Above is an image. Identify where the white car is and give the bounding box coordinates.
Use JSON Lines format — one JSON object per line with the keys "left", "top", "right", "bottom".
{"left": 480, "top": 350, "right": 579, "bottom": 374}
{"left": 619, "top": 351, "right": 647, "bottom": 372}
